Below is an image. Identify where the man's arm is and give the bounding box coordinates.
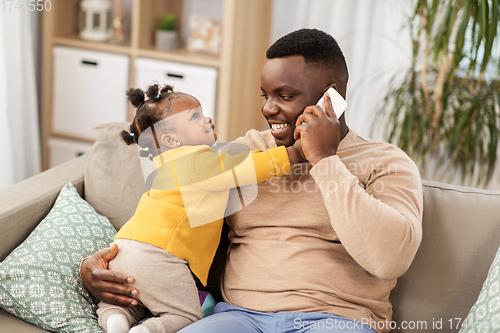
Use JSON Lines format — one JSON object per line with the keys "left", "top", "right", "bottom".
{"left": 310, "top": 152, "right": 423, "bottom": 280}
{"left": 295, "top": 92, "right": 423, "bottom": 281}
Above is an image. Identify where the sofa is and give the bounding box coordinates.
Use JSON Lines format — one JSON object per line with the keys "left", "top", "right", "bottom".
{"left": 1, "top": 122, "right": 500, "bottom": 333}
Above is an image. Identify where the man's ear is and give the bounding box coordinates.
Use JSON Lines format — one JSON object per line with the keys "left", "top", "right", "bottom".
{"left": 326, "top": 83, "right": 338, "bottom": 92}
{"left": 161, "top": 133, "right": 179, "bottom": 149}
{"left": 326, "top": 83, "right": 346, "bottom": 100}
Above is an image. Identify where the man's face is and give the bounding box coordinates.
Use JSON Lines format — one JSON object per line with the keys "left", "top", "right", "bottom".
{"left": 260, "top": 55, "right": 330, "bottom": 147}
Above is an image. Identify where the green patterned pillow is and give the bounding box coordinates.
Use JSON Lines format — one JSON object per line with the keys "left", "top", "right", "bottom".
{"left": 459, "top": 245, "right": 500, "bottom": 332}
{"left": 0, "top": 183, "right": 116, "bottom": 332}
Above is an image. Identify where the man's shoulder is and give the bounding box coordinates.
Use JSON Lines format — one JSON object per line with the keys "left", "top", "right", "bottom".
{"left": 341, "top": 130, "right": 411, "bottom": 159}
{"left": 336, "top": 131, "right": 422, "bottom": 197}
{"left": 232, "top": 129, "right": 275, "bottom": 151}
{"left": 340, "top": 130, "right": 420, "bottom": 178}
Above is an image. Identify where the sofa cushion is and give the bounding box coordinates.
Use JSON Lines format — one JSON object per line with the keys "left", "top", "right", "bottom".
{"left": 459, "top": 244, "right": 500, "bottom": 332}
{"left": 0, "top": 309, "right": 48, "bottom": 332}
{"left": 84, "top": 122, "right": 148, "bottom": 230}
{"left": 389, "top": 180, "right": 500, "bottom": 332}
{"left": 0, "top": 183, "right": 116, "bottom": 333}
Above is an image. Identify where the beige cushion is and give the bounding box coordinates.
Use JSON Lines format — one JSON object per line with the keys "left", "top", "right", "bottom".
{"left": 0, "top": 155, "right": 85, "bottom": 261}
{"left": 84, "top": 122, "right": 148, "bottom": 230}
{"left": 390, "top": 180, "right": 500, "bottom": 333}
{"left": 0, "top": 309, "right": 47, "bottom": 333}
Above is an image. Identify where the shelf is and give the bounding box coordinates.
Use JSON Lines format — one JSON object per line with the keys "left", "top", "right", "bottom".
{"left": 41, "top": 0, "right": 272, "bottom": 170}
{"left": 53, "top": 36, "right": 219, "bottom": 68}
{"left": 54, "top": 37, "right": 132, "bottom": 56}
{"left": 138, "top": 0, "right": 184, "bottom": 49}
{"left": 136, "top": 47, "right": 219, "bottom": 68}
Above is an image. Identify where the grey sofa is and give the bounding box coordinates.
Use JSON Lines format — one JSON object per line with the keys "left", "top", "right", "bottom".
{"left": 1, "top": 122, "right": 500, "bottom": 333}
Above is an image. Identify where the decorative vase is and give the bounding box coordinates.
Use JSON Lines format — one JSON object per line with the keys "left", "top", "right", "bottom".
{"left": 155, "top": 30, "right": 178, "bottom": 51}
{"left": 79, "top": 0, "right": 113, "bottom": 42}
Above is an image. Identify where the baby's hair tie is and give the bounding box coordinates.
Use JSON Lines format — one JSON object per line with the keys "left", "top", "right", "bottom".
{"left": 156, "top": 92, "right": 160, "bottom": 98}
{"left": 129, "top": 133, "right": 135, "bottom": 137}
{"left": 167, "top": 89, "right": 172, "bottom": 93}
{"left": 143, "top": 147, "right": 150, "bottom": 151}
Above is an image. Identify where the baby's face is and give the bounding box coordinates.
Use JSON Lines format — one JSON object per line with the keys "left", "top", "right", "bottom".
{"left": 167, "top": 95, "right": 217, "bottom": 147}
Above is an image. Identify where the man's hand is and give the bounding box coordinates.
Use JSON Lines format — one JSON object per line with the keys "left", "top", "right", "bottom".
{"left": 80, "top": 243, "right": 138, "bottom": 306}
{"left": 294, "top": 91, "right": 340, "bottom": 165}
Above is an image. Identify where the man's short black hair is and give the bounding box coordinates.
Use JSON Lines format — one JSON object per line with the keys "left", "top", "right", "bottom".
{"left": 266, "top": 28, "right": 348, "bottom": 81}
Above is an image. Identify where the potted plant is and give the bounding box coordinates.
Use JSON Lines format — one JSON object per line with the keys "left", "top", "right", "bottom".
{"left": 155, "top": 14, "right": 178, "bottom": 51}
{"left": 375, "top": 0, "right": 500, "bottom": 187}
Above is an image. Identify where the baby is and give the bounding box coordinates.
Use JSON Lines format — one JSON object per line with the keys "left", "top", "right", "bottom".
{"left": 96, "top": 84, "right": 304, "bottom": 333}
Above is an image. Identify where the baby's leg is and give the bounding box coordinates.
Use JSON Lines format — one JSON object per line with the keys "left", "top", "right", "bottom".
{"left": 97, "top": 301, "right": 144, "bottom": 333}
{"left": 106, "top": 313, "right": 129, "bottom": 333}
{"left": 129, "top": 326, "right": 150, "bottom": 333}
{"left": 114, "top": 240, "right": 202, "bottom": 333}
{"left": 137, "top": 273, "right": 201, "bottom": 333}
{"left": 97, "top": 239, "right": 149, "bottom": 332}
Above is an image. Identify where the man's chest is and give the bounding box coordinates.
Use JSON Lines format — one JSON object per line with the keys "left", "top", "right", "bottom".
{"left": 226, "top": 163, "right": 339, "bottom": 240}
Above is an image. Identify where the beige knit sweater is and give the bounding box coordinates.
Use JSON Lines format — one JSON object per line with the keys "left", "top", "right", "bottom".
{"left": 222, "top": 129, "right": 423, "bottom": 333}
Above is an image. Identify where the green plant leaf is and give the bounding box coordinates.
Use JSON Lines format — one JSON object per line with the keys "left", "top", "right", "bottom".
{"left": 158, "top": 14, "right": 176, "bottom": 31}
{"left": 481, "top": 0, "right": 498, "bottom": 74}
{"left": 373, "top": 0, "right": 500, "bottom": 187}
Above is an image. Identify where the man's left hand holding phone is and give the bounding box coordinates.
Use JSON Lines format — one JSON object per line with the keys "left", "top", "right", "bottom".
{"left": 293, "top": 88, "right": 347, "bottom": 165}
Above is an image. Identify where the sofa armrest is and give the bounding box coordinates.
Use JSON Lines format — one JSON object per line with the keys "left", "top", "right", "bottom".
{"left": 0, "top": 154, "right": 87, "bottom": 261}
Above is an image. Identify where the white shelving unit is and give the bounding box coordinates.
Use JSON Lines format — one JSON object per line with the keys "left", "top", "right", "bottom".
{"left": 41, "top": 0, "right": 271, "bottom": 169}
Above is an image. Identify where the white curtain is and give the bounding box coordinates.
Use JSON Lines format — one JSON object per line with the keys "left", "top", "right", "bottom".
{"left": 0, "top": 8, "right": 41, "bottom": 191}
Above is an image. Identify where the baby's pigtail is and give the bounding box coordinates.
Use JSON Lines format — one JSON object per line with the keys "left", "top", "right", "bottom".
{"left": 145, "top": 84, "right": 160, "bottom": 100}
{"left": 120, "top": 130, "right": 135, "bottom": 145}
{"left": 160, "top": 85, "right": 174, "bottom": 95}
{"left": 126, "top": 88, "right": 145, "bottom": 108}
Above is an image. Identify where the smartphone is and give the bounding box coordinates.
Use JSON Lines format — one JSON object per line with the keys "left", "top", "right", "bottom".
{"left": 317, "top": 87, "right": 347, "bottom": 119}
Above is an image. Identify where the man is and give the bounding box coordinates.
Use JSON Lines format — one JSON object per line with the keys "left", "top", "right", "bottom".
{"left": 81, "top": 29, "right": 423, "bottom": 333}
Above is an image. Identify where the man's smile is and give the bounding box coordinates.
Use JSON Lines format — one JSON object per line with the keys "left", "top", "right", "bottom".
{"left": 270, "top": 123, "right": 289, "bottom": 133}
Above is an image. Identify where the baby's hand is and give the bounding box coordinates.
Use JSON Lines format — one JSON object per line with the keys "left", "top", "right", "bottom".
{"left": 292, "top": 138, "right": 306, "bottom": 162}
{"left": 286, "top": 138, "right": 306, "bottom": 164}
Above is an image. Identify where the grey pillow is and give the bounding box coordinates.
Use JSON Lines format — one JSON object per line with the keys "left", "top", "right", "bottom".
{"left": 0, "top": 183, "right": 116, "bottom": 332}
{"left": 389, "top": 180, "right": 500, "bottom": 332}
{"left": 84, "top": 122, "right": 148, "bottom": 230}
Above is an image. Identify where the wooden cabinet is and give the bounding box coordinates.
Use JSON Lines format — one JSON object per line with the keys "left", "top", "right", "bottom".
{"left": 41, "top": 0, "right": 271, "bottom": 169}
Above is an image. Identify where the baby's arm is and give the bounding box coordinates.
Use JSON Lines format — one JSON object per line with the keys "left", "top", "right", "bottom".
{"left": 188, "top": 145, "right": 299, "bottom": 192}
{"left": 237, "top": 137, "right": 305, "bottom": 185}
{"left": 286, "top": 137, "right": 305, "bottom": 164}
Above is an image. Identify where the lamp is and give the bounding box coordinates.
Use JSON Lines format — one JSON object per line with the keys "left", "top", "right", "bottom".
{"left": 79, "top": 0, "right": 113, "bottom": 42}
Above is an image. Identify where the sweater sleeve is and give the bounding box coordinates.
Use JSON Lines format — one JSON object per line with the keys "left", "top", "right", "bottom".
{"left": 309, "top": 153, "right": 423, "bottom": 281}
{"left": 232, "top": 129, "right": 276, "bottom": 151}
{"left": 187, "top": 145, "right": 290, "bottom": 192}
